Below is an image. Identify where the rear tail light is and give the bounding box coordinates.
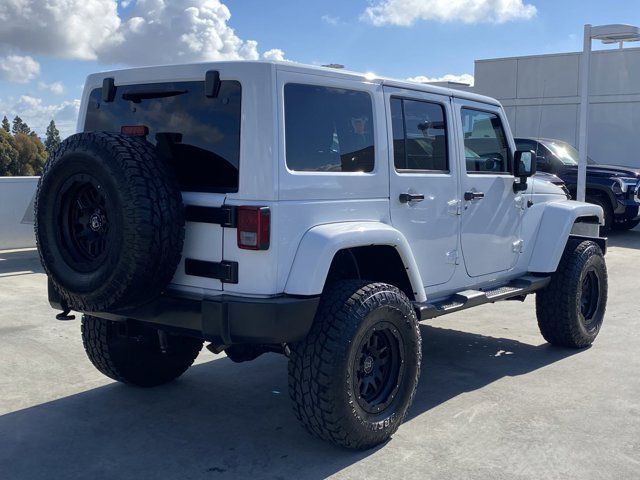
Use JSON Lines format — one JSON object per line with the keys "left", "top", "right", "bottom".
{"left": 237, "top": 206, "right": 270, "bottom": 250}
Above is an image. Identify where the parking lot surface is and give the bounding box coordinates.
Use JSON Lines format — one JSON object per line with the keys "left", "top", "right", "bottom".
{"left": 1, "top": 228, "right": 639, "bottom": 480}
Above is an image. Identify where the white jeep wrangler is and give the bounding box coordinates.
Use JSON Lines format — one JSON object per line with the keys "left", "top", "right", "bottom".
{"left": 35, "top": 61, "right": 607, "bottom": 450}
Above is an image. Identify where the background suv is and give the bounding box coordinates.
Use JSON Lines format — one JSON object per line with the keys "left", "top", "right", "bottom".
{"left": 515, "top": 137, "right": 640, "bottom": 231}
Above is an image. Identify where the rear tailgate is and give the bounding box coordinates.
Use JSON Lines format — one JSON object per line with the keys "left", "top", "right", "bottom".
{"left": 82, "top": 75, "right": 243, "bottom": 295}
{"left": 171, "top": 192, "right": 228, "bottom": 293}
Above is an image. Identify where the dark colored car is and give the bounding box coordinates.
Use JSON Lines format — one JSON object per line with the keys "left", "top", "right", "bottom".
{"left": 516, "top": 137, "right": 640, "bottom": 231}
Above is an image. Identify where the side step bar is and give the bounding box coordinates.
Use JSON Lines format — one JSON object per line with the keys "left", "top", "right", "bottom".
{"left": 413, "top": 275, "right": 551, "bottom": 321}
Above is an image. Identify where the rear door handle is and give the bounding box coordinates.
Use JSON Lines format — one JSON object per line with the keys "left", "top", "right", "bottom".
{"left": 464, "top": 191, "right": 485, "bottom": 201}
{"left": 399, "top": 193, "right": 425, "bottom": 203}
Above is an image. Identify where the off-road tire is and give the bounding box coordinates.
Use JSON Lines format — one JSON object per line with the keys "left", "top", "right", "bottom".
{"left": 81, "top": 315, "right": 203, "bottom": 387}
{"left": 536, "top": 240, "right": 607, "bottom": 348}
{"left": 613, "top": 218, "right": 640, "bottom": 231}
{"left": 587, "top": 195, "right": 613, "bottom": 233}
{"left": 35, "top": 132, "right": 184, "bottom": 312}
{"left": 288, "top": 280, "right": 421, "bottom": 450}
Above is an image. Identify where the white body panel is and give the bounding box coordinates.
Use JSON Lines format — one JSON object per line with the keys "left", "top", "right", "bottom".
{"left": 528, "top": 200, "right": 603, "bottom": 272}
{"left": 285, "top": 221, "right": 426, "bottom": 303}
{"left": 384, "top": 86, "right": 460, "bottom": 287}
{"left": 173, "top": 192, "right": 225, "bottom": 293}
{"left": 452, "top": 98, "right": 523, "bottom": 278}
{"left": 275, "top": 69, "right": 389, "bottom": 202}
{"left": 77, "top": 60, "right": 604, "bottom": 303}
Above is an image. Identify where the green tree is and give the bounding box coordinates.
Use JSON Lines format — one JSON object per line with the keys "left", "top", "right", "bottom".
{"left": 44, "top": 119, "right": 61, "bottom": 156}
{"left": 11, "top": 116, "right": 31, "bottom": 135}
{"left": 13, "top": 133, "right": 47, "bottom": 176}
{"left": 0, "top": 129, "right": 19, "bottom": 176}
{"left": 1, "top": 116, "right": 10, "bottom": 133}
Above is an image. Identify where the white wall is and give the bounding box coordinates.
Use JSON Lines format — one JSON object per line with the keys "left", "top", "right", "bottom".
{"left": 0, "top": 177, "right": 38, "bottom": 250}
{"left": 473, "top": 47, "right": 640, "bottom": 168}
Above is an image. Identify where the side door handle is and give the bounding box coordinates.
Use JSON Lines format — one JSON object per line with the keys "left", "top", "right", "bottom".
{"left": 464, "top": 191, "right": 485, "bottom": 201}
{"left": 399, "top": 193, "right": 425, "bottom": 204}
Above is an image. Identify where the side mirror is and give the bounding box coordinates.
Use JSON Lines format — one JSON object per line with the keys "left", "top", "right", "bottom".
{"left": 513, "top": 150, "right": 536, "bottom": 192}
{"left": 514, "top": 150, "right": 537, "bottom": 177}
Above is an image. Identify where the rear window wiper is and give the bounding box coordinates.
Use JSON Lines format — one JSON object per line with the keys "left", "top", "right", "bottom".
{"left": 122, "top": 90, "right": 188, "bottom": 103}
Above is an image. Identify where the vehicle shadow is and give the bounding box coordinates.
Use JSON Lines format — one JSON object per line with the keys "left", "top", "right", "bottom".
{"left": 0, "top": 249, "right": 43, "bottom": 276}
{"left": 0, "top": 324, "right": 578, "bottom": 480}
{"left": 408, "top": 325, "right": 578, "bottom": 420}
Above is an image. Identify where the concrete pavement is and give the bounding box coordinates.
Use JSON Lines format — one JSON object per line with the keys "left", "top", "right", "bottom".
{"left": 0, "top": 229, "right": 639, "bottom": 480}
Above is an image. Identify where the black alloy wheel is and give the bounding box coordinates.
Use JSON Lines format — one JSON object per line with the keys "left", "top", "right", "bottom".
{"left": 536, "top": 239, "right": 608, "bottom": 348}
{"left": 57, "top": 174, "right": 112, "bottom": 272}
{"left": 288, "top": 280, "right": 422, "bottom": 449}
{"left": 354, "top": 322, "right": 404, "bottom": 414}
{"left": 580, "top": 269, "right": 601, "bottom": 331}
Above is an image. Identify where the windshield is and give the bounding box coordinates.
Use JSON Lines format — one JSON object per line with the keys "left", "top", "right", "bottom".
{"left": 540, "top": 140, "right": 595, "bottom": 166}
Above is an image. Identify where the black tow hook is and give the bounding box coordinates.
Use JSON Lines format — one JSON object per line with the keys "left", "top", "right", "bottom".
{"left": 55, "top": 301, "right": 76, "bottom": 321}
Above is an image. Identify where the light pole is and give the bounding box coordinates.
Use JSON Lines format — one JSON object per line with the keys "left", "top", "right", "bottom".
{"left": 577, "top": 24, "right": 640, "bottom": 202}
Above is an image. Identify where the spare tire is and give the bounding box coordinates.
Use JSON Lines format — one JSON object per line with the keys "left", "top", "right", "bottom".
{"left": 35, "top": 132, "right": 185, "bottom": 312}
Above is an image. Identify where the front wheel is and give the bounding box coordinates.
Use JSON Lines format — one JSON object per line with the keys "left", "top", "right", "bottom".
{"left": 288, "top": 281, "right": 422, "bottom": 450}
{"left": 536, "top": 240, "right": 608, "bottom": 348}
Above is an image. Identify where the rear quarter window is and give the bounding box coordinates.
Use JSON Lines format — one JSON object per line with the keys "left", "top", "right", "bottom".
{"left": 84, "top": 80, "right": 241, "bottom": 193}
{"left": 284, "top": 84, "right": 375, "bottom": 173}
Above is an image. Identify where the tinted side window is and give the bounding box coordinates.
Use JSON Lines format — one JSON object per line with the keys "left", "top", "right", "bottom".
{"left": 84, "top": 80, "right": 241, "bottom": 193}
{"left": 284, "top": 84, "right": 374, "bottom": 172}
{"left": 461, "top": 108, "right": 510, "bottom": 173}
{"left": 391, "top": 97, "right": 448, "bottom": 171}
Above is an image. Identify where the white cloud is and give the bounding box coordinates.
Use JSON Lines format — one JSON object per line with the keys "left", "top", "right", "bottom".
{"left": 321, "top": 15, "right": 341, "bottom": 26}
{"left": 0, "top": 55, "right": 40, "bottom": 83}
{"left": 0, "top": 96, "right": 80, "bottom": 139}
{"left": 38, "top": 81, "right": 65, "bottom": 95}
{"left": 407, "top": 73, "right": 475, "bottom": 86}
{"left": 0, "top": 0, "right": 284, "bottom": 66}
{"left": 98, "top": 0, "right": 263, "bottom": 65}
{"left": 0, "top": 1, "right": 120, "bottom": 60}
{"left": 362, "top": 0, "right": 537, "bottom": 26}
{"left": 262, "top": 49, "right": 286, "bottom": 61}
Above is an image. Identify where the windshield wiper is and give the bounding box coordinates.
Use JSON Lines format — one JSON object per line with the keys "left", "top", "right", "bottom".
{"left": 122, "top": 90, "right": 188, "bottom": 103}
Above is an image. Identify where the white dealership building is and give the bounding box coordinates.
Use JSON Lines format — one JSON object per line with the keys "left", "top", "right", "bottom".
{"left": 470, "top": 46, "right": 640, "bottom": 168}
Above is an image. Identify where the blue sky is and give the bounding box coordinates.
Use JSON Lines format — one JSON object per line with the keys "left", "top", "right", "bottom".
{"left": 1, "top": 0, "right": 639, "bottom": 138}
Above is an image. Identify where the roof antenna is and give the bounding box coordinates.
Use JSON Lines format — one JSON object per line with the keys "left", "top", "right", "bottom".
{"left": 534, "top": 78, "right": 548, "bottom": 158}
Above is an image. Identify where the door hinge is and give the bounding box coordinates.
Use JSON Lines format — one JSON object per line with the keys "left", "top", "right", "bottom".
{"left": 514, "top": 195, "right": 526, "bottom": 212}
{"left": 185, "top": 259, "right": 239, "bottom": 283}
{"left": 446, "top": 249, "right": 460, "bottom": 265}
{"left": 512, "top": 239, "right": 524, "bottom": 253}
{"left": 447, "top": 199, "right": 462, "bottom": 216}
{"left": 185, "top": 205, "right": 237, "bottom": 227}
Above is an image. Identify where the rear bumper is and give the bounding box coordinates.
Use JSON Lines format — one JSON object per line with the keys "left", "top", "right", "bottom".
{"left": 49, "top": 282, "right": 319, "bottom": 344}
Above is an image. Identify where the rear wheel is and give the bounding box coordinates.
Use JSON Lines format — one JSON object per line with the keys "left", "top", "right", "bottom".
{"left": 81, "top": 315, "right": 203, "bottom": 387}
{"left": 536, "top": 240, "right": 607, "bottom": 348}
{"left": 288, "top": 280, "right": 421, "bottom": 450}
